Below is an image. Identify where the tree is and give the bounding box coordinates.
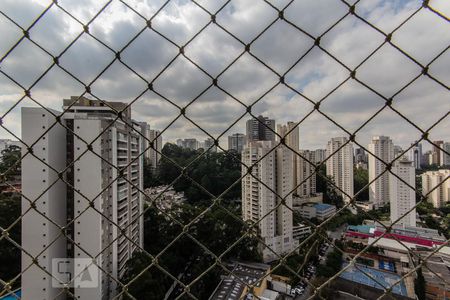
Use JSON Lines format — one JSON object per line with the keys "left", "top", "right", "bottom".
{"left": 414, "top": 266, "right": 426, "bottom": 300}
{"left": 353, "top": 167, "right": 369, "bottom": 201}
{"left": 154, "top": 144, "right": 241, "bottom": 203}
{"left": 0, "top": 193, "right": 21, "bottom": 288}
{"left": 0, "top": 145, "right": 21, "bottom": 181}
{"left": 122, "top": 202, "right": 261, "bottom": 299}
{"left": 316, "top": 165, "right": 344, "bottom": 207}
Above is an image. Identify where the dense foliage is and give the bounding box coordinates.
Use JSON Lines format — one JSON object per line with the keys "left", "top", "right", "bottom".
{"left": 0, "top": 145, "right": 21, "bottom": 181}
{"left": 121, "top": 203, "right": 260, "bottom": 299}
{"left": 0, "top": 145, "right": 22, "bottom": 289}
{"left": 316, "top": 165, "right": 344, "bottom": 207}
{"left": 353, "top": 167, "right": 369, "bottom": 201}
{"left": 316, "top": 247, "right": 343, "bottom": 278}
{"left": 148, "top": 144, "right": 242, "bottom": 203}
{"left": 0, "top": 193, "right": 21, "bottom": 290}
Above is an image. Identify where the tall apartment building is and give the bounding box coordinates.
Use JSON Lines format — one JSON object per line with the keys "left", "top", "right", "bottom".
{"left": 241, "top": 141, "right": 297, "bottom": 262}
{"left": 313, "top": 149, "right": 326, "bottom": 164}
{"left": 137, "top": 121, "right": 151, "bottom": 161}
{"left": 277, "top": 122, "right": 299, "bottom": 195}
{"left": 149, "top": 129, "right": 162, "bottom": 171}
{"left": 297, "top": 150, "right": 317, "bottom": 198}
{"left": 432, "top": 140, "right": 444, "bottom": 166}
{"left": 389, "top": 158, "right": 416, "bottom": 227}
{"left": 326, "top": 137, "right": 354, "bottom": 203}
{"left": 203, "top": 137, "right": 217, "bottom": 152}
{"left": 21, "top": 97, "right": 144, "bottom": 300}
{"left": 368, "top": 136, "right": 394, "bottom": 208}
{"left": 422, "top": 170, "right": 450, "bottom": 208}
{"left": 440, "top": 142, "right": 450, "bottom": 166}
{"left": 408, "top": 142, "right": 423, "bottom": 169}
{"left": 276, "top": 122, "right": 299, "bottom": 151}
{"left": 246, "top": 115, "right": 275, "bottom": 142}
{"left": 228, "top": 133, "right": 246, "bottom": 153}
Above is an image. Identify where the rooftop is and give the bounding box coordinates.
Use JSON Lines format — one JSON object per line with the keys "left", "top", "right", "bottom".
{"left": 314, "top": 203, "right": 335, "bottom": 212}
{"left": 340, "top": 263, "right": 408, "bottom": 297}
{"left": 209, "top": 262, "right": 270, "bottom": 300}
{"left": 347, "top": 225, "right": 375, "bottom": 235}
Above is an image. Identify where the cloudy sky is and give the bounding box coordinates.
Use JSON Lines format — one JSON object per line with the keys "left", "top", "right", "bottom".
{"left": 0, "top": 0, "right": 448, "bottom": 151}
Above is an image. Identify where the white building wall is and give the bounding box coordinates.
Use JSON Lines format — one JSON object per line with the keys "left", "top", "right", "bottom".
{"left": 441, "top": 142, "right": 450, "bottom": 166}
{"left": 21, "top": 107, "right": 67, "bottom": 300}
{"left": 242, "top": 141, "right": 296, "bottom": 262}
{"left": 368, "top": 136, "right": 394, "bottom": 208}
{"left": 73, "top": 119, "right": 104, "bottom": 300}
{"left": 389, "top": 159, "right": 416, "bottom": 227}
{"left": 326, "top": 137, "right": 354, "bottom": 203}
{"left": 297, "top": 150, "right": 317, "bottom": 198}
{"left": 422, "top": 170, "right": 450, "bottom": 208}
{"left": 21, "top": 101, "right": 144, "bottom": 300}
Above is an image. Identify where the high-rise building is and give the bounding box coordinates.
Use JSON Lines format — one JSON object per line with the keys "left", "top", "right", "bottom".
{"left": 389, "top": 158, "right": 416, "bottom": 227}
{"left": 149, "top": 129, "right": 162, "bottom": 171}
{"left": 432, "top": 140, "right": 444, "bottom": 165}
{"left": 21, "top": 97, "right": 144, "bottom": 300}
{"left": 440, "top": 142, "right": 450, "bottom": 166}
{"left": 393, "top": 145, "right": 403, "bottom": 158}
{"left": 203, "top": 137, "right": 217, "bottom": 152}
{"left": 408, "top": 142, "right": 422, "bottom": 169}
{"left": 313, "top": 149, "right": 326, "bottom": 164}
{"left": 368, "top": 136, "right": 394, "bottom": 208}
{"left": 277, "top": 122, "right": 299, "bottom": 151}
{"left": 246, "top": 115, "right": 275, "bottom": 143}
{"left": 137, "top": 122, "right": 151, "bottom": 161}
{"left": 297, "top": 150, "right": 317, "bottom": 198}
{"left": 228, "top": 133, "right": 246, "bottom": 153}
{"left": 326, "top": 137, "right": 354, "bottom": 203}
{"left": 241, "top": 141, "right": 297, "bottom": 262}
{"left": 277, "top": 122, "right": 299, "bottom": 193}
{"left": 422, "top": 170, "right": 450, "bottom": 208}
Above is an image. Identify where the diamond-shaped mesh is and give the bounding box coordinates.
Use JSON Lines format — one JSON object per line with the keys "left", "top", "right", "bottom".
{"left": 0, "top": 0, "right": 449, "bottom": 299}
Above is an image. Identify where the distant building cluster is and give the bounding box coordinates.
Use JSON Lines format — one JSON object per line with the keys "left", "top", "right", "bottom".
{"left": 137, "top": 122, "right": 163, "bottom": 173}
{"left": 145, "top": 185, "right": 186, "bottom": 211}
{"left": 238, "top": 114, "right": 449, "bottom": 263}
{"left": 0, "top": 139, "right": 22, "bottom": 155}
{"left": 176, "top": 137, "right": 217, "bottom": 152}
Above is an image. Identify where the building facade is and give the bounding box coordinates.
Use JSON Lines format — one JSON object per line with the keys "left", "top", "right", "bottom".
{"left": 241, "top": 141, "right": 296, "bottom": 262}
{"left": 313, "top": 149, "right": 326, "bottom": 164}
{"left": 296, "top": 150, "right": 317, "bottom": 199}
{"left": 389, "top": 158, "right": 416, "bottom": 227}
{"left": 246, "top": 115, "right": 275, "bottom": 143}
{"left": 148, "top": 129, "right": 162, "bottom": 172}
{"left": 228, "top": 133, "right": 246, "bottom": 153}
{"left": 326, "top": 137, "right": 354, "bottom": 203}
{"left": 277, "top": 122, "right": 300, "bottom": 196}
{"left": 21, "top": 97, "right": 144, "bottom": 300}
{"left": 368, "top": 136, "right": 394, "bottom": 208}
{"left": 440, "top": 142, "right": 450, "bottom": 166}
{"left": 421, "top": 170, "right": 450, "bottom": 208}
{"left": 408, "top": 142, "right": 422, "bottom": 169}
{"left": 432, "top": 140, "right": 444, "bottom": 166}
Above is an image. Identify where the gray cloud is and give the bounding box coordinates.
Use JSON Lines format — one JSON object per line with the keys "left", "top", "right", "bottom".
{"left": 0, "top": 0, "right": 448, "bottom": 152}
